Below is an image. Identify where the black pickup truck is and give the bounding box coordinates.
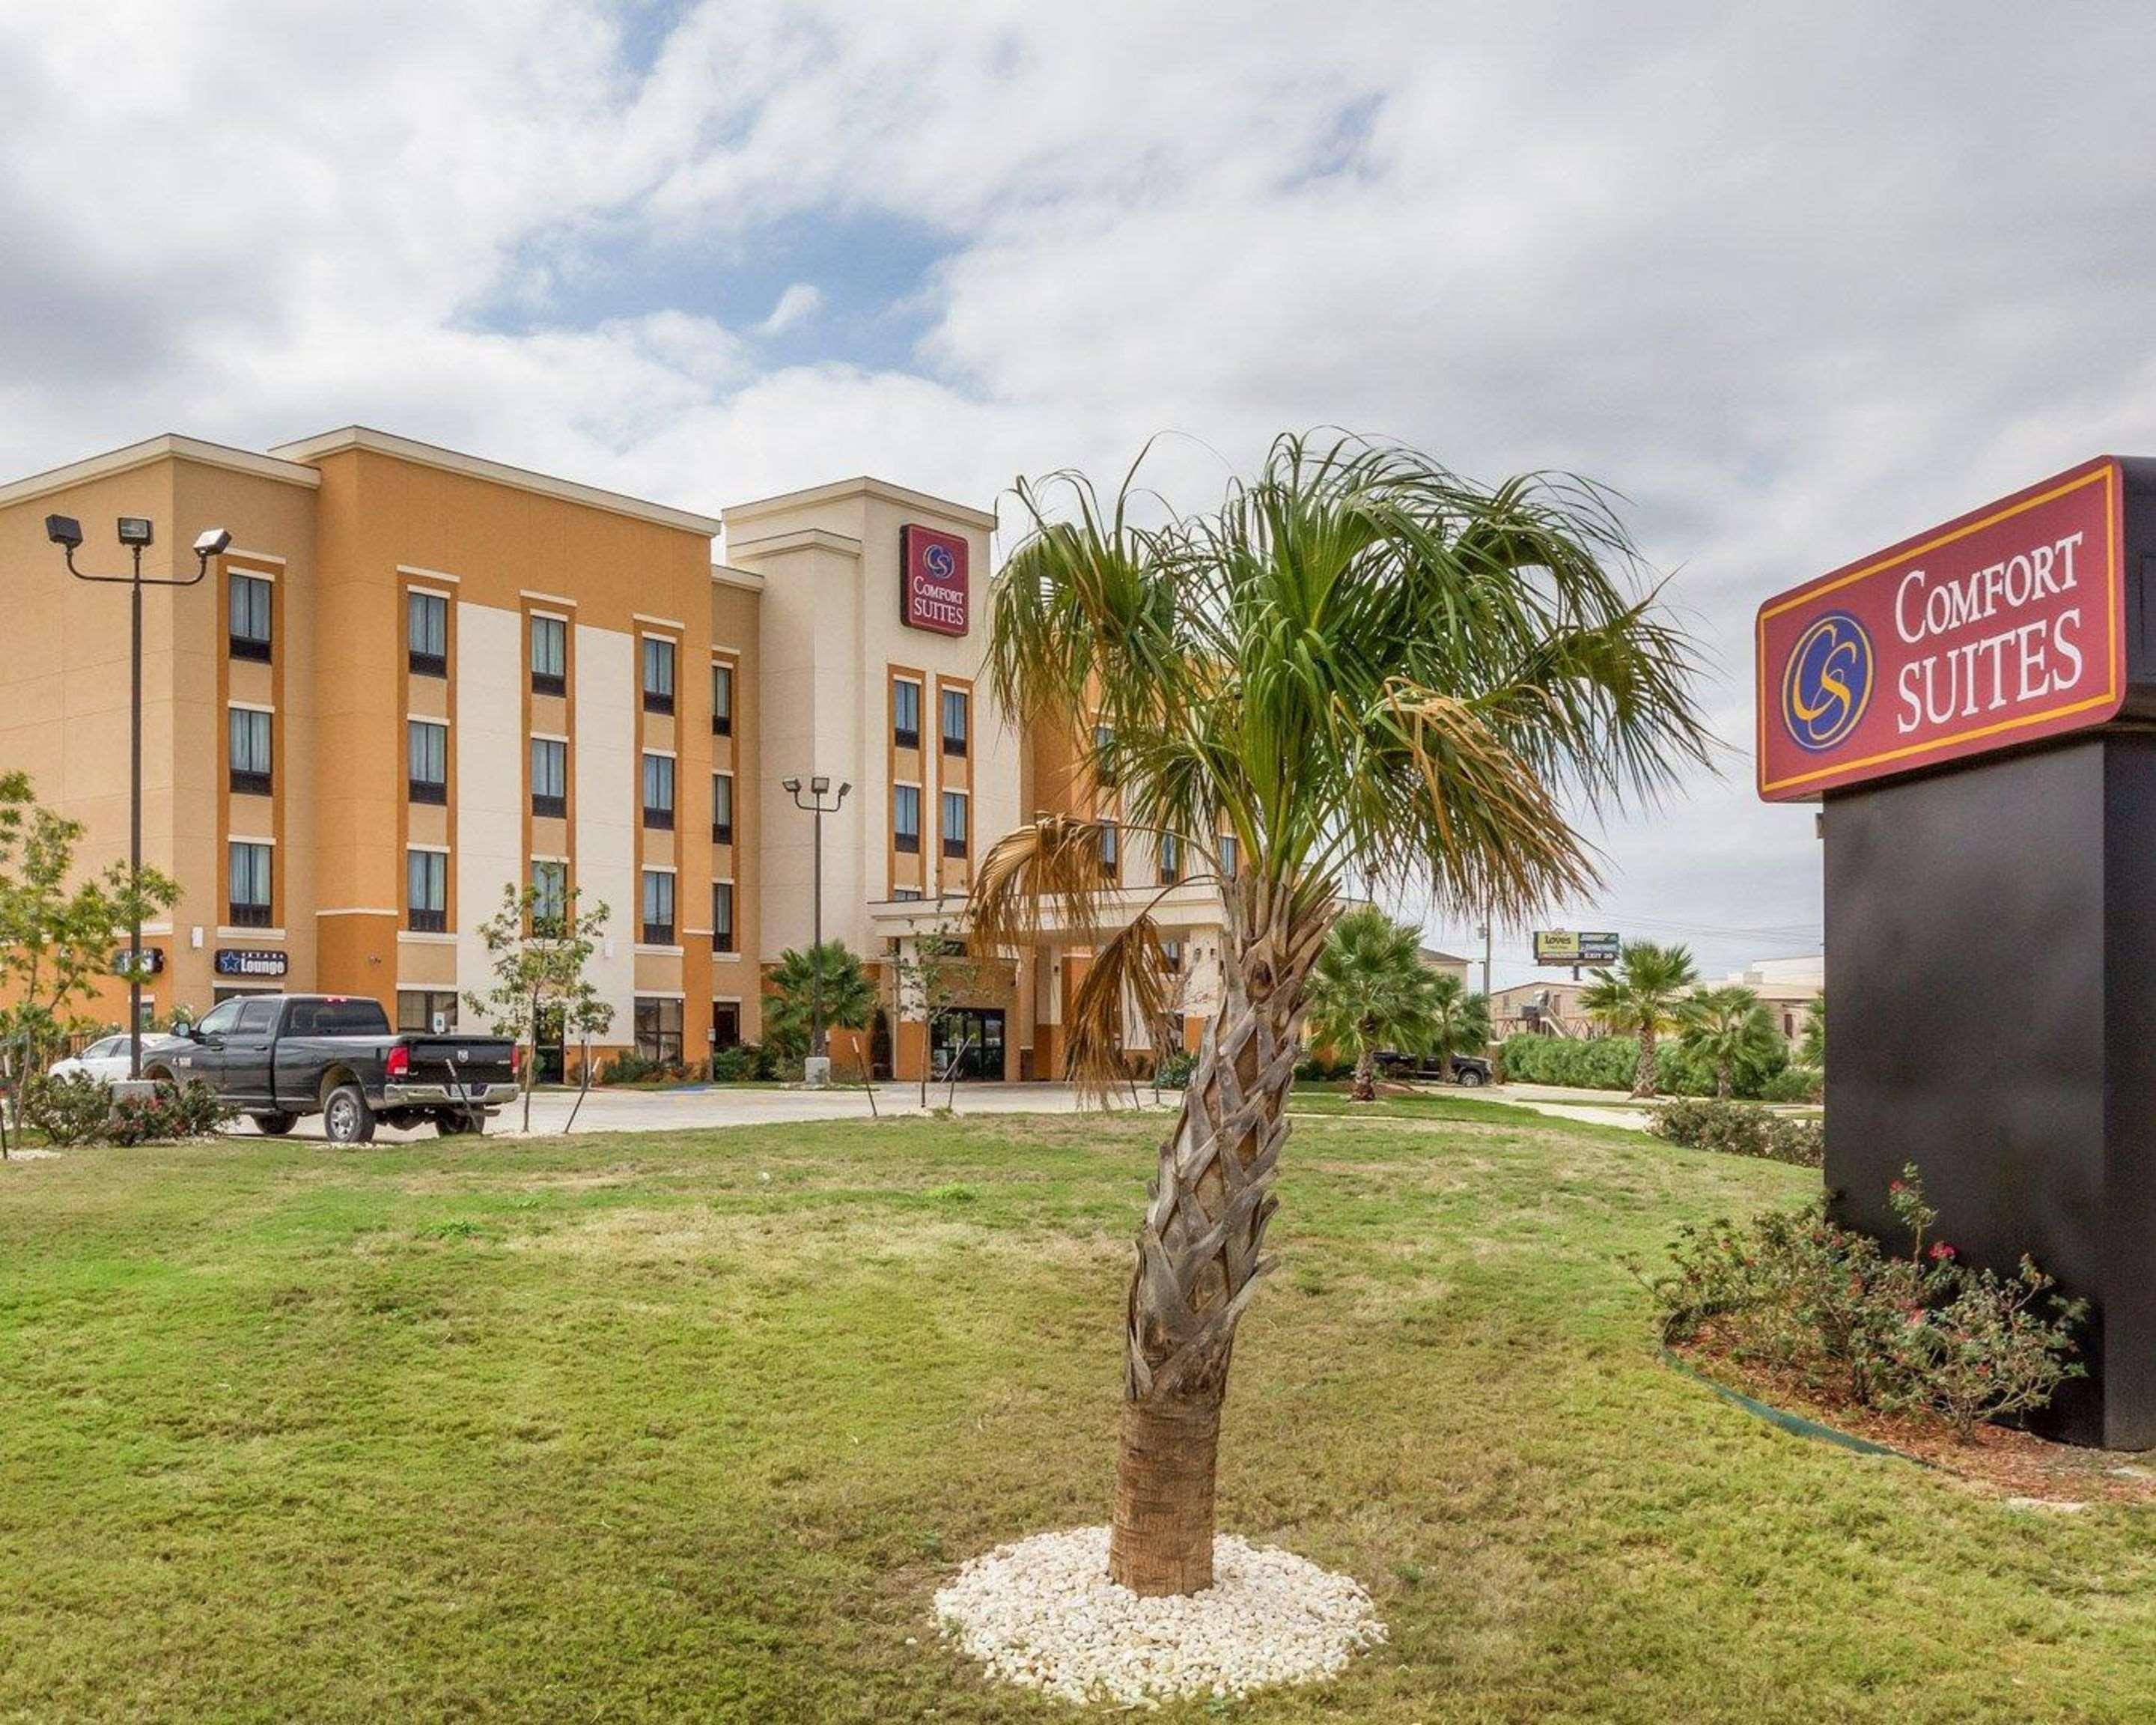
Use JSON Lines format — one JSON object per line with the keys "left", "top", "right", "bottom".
{"left": 143, "top": 994, "right": 519, "bottom": 1143}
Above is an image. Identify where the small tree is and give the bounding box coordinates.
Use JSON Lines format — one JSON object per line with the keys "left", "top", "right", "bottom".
{"left": 1677, "top": 983, "right": 1781, "bottom": 1099}
{"left": 764, "top": 942, "right": 876, "bottom": 1071}
{"left": 1581, "top": 940, "right": 1699, "bottom": 1098}
{"left": 0, "top": 771, "right": 180, "bottom": 1071}
{"left": 1304, "top": 906, "right": 1443, "bottom": 1102}
{"left": 1426, "top": 973, "right": 1493, "bottom": 1082}
{"left": 887, "top": 937, "right": 990, "bottom": 1109}
{"left": 462, "top": 882, "right": 614, "bottom": 1132}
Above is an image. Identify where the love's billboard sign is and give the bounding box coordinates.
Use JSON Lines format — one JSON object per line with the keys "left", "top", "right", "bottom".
{"left": 1757, "top": 457, "right": 2125, "bottom": 800}
{"left": 901, "top": 524, "right": 969, "bottom": 636}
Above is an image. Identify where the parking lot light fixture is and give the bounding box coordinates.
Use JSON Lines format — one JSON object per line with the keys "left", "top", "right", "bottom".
{"left": 784, "top": 775, "right": 852, "bottom": 1072}
{"left": 49, "top": 517, "right": 230, "bottom": 1078}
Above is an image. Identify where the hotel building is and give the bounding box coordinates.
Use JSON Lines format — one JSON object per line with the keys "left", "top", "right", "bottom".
{"left": 0, "top": 428, "right": 1233, "bottom": 1080}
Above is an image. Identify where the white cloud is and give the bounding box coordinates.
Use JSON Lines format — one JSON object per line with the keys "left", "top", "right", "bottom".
{"left": 7, "top": 1, "right": 2156, "bottom": 984}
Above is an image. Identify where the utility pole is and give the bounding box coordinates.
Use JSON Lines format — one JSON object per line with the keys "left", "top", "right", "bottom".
{"left": 782, "top": 775, "right": 850, "bottom": 1086}
{"left": 1480, "top": 912, "right": 1493, "bottom": 1001}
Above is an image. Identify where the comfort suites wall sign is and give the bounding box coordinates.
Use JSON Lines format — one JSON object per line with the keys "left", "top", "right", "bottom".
{"left": 901, "top": 524, "right": 969, "bottom": 636}
{"left": 1757, "top": 457, "right": 2125, "bottom": 800}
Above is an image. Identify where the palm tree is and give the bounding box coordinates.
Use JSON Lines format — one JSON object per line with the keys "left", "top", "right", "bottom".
{"left": 1800, "top": 994, "right": 1826, "bottom": 1070}
{"left": 1427, "top": 973, "right": 1493, "bottom": 1082}
{"left": 968, "top": 433, "right": 1708, "bottom": 1595}
{"left": 1305, "top": 906, "right": 1443, "bottom": 1101}
{"left": 763, "top": 941, "right": 877, "bottom": 1065}
{"left": 1580, "top": 941, "right": 1698, "bottom": 1098}
{"left": 1677, "top": 983, "right": 1779, "bottom": 1098}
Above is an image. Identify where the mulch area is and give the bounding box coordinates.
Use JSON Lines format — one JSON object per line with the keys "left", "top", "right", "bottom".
{"left": 1674, "top": 1323, "right": 2156, "bottom": 1506}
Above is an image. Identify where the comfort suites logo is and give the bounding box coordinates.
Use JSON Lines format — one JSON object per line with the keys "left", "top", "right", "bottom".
{"left": 1756, "top": 457, "right": 2125, "bottom": 801}
{"left": 901, "top": 524, "right": 969, "bottom": 636}
{"left": 1780, "top": 611, "right": 1873, "bottom": 752}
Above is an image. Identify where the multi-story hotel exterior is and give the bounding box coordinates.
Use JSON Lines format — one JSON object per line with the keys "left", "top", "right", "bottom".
{"left": 0, "top": 428, "right": 1232, "bottom": 1080}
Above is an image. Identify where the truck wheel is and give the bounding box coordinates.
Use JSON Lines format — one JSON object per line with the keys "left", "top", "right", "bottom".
{"left": 1457, "top": 1067, "right": 1485, "bottom": 1087}
{"left": 323, "top": 1083, "right": 376, "bottom": 1146}
{"left": 252, "top": 1112, "right": 299, "bottom": 1137}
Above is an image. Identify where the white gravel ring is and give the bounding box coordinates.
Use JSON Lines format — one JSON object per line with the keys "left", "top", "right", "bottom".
{"left": 933, "top": 1525, "right": 1386, "bottom": 1707}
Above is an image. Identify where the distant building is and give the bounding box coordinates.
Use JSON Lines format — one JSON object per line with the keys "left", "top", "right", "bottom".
{"left": 1722, "top": 955, "right": 1824, "bottom": 1042}
{"left": 1419, "top": 946, "right": 1470, "bottom": 989}
{"left": 1490, "top": 979, "right": 1593, "bottom": 1038}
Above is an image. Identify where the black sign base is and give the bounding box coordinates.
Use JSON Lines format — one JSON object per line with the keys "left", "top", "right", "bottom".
{"left": 1826, "top": 731, "right": 2156, "bottom": 1449}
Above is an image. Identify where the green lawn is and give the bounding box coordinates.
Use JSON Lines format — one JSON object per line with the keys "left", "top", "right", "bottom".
{"left": 3, "top": 1104, "right": 2153, "bottom": 1722}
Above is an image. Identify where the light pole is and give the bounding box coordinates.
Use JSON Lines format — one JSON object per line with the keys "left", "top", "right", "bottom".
{"left": 782, "top": 775, "right": 849, "bottom": 1082}
{"left": 45, "top": 514, "right": 231, "bottom": 1080}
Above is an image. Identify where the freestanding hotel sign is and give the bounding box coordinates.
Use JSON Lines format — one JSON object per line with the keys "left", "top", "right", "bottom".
{"left": 900, "top": 524, "right": 969, "bottom": 636}
{"left": 1759, "top": 455, "right": 2156, "bottom": 1449}
{"left": 1758, "top": 457, "right": 2125, "bottom": 800}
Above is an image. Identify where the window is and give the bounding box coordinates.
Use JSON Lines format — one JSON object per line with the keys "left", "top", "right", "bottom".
{"left": 712, "top": 881, "right": 735, "bottom": 953}
{"left": 893, "top": 784, "right": 922, "bottom": 854}
{"left": 237, "top": 998, "right": 279, "bottom": 1035}
{"left": 941, "top": 687, "right": 969, "bottom": 757}
{"left": 642, "top": 752, "right": 675, "bottom": 830}
{"left": 1219, "top": 831, "right": 1238, "bottom": 878}
{"left": 642, "top": 636, "right": 675, "bottom": 714}
{"left": 1163, "top": 939, "right": 1184, "bottom": 974}
{"left": 229, "top": 572, "right": 272, "bottom": 661}
{"left": 229, "top": 842, "right": 272, "bottom": 926}
{"left": 285, "top": 998, "right": 392, "bottom": 1036}
{"left": 1092, "top": 722, "right": 1116, "bottom": 788}
{"left": 713, "top": 1000, "right": 742, "bottom": 1050}
{"left": 408, "top": 719, "right": 448, "bottom": 804}
{"left": 1099, "top": 821, "right": 1119, "bottom": 880}
{"left": 406, "top": 848, "right": 448, "bottom": 932}
{"left": 532, "top": 860, "right": 568, "bottom": 925}
{"left": 195, "top": 999, "right": 244, "bottom": 1038}
{"left": 407, "top": 590, "right": 448, "bottom": 677}
{"left": 530, "top": 615, "right": 567, "bottom": 696}
{"left": 531, "top": 737, "right": 567, "bottom": 818}
{"left": 1158, "top": 830, "right": 1181, "bottom": 885}
{"left": 893, "top": 678, "right": 922, "bottom": 749}
{"left": 398, "top": 990, "right": 460, "bottom": 1033}
{"left": 635, "top": 997, "right": 683, "bottom": 1065}
{"left": 712, "top": 772, "right": 734, "bottom": 845}
{"left": 712, "top": 662, "right": 734, "bottom": 737}
{"left": 893, "top": 888, "right": 922, "bottom": 902}
{"left": 228, "top": 708, "right": 272, "bottom": 797}
{"left": 941, "top": 790, "right": 969, "bottom": 860}
{"left": 641, "top": 869, "right": 675, "bottom": 944}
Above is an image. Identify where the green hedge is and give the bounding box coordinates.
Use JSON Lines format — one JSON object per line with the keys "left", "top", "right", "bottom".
{"left": 1499, "top": 1032, "right": 1791, "bottom": 1099}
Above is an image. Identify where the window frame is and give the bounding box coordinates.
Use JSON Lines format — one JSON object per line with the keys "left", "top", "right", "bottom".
{"left": 892, "top": 782, "right": 922, "bottom": 854}
{"left": 407, "top": 718, "right": 448, "bottom": 805}
{"left": 892, "top": 677, "right": 922, "bottom": 751}
{"left": 640, "top": 868, "right": 677, "bottom": 946}
{"left": 228, "top": 840, "right": 273, "bottom": 926}
{"left": 711, "top": 661, "right": 734, "bottom": 737}
{"left": 228, "top": 706, "right": 272, "bottom": 797}
{"left": 228, "top": 571, "right": 273, "bottom": 662}
{"left": 406, "top": 589, "right": 449, "bottom": 678}
{"left": 530, "top": 736, "right": 567, "bottom": 819}
{"left": 711, "top": 770, "right": 734, "bottom": 845}
{"left": 641, "top": 750, "right": 676, "bottom": 830}
{"left": 712, "top": 880, "right": 736, "bottom": 954}
{"left": 529, "top": 613, "right": 567, "bottom": 697}
{"left": 634, "top": 996, "right": 684, "bottom": 1065}
{"left": 940, "top": 685, "right": 969, "bottom": 757}
{"left": 532, "top": 859, "right": 569, "bottom": 925}
{"left": 406, "top": 846, "right": 448, "bottom": 933}
{"left": 641, "top": 636, "right": 677, "bottom": 714}
{"left": 940, "top": 788, "right": 969, "bottom": 860}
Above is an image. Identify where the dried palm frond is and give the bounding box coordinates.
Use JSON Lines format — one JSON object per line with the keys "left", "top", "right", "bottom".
{"left": 1063, "top": 913, "right": 1175, "bottom": 1102}
{"left": 968, "top": 813, "right": 1116, "bottom": 957}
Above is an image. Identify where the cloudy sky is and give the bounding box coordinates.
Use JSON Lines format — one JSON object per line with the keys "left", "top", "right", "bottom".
{"left": 6, "top": 1, "right": 2150, "bottom": 988}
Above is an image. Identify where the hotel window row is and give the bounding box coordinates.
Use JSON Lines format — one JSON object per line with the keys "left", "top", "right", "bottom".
{"left": 889, "top": 676, "right": 970, "bottom": 758}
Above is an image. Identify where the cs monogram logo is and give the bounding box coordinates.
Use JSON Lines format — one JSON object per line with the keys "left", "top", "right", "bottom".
{"left": 1781, "top": 611, "right": 1872, "bottom": 752}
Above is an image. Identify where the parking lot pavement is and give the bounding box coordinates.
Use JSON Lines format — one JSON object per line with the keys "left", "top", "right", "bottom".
{"left": 223, "top": 1080, "right": 1167, "bottom": 1142}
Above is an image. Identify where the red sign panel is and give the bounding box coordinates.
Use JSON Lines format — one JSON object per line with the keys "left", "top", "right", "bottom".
{"left": 901, "top": 524, "right": 969, "bottom": 636}
{"left": 1756, "top": 457, "right": 2125, "bottom": 801}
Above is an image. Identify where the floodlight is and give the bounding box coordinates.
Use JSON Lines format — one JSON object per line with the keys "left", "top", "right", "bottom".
{"left": 44, "top": 514, "right": 82, "bottom": 550}
{"left": 810, "top": 775, "right": 830, "bottom": 794}
{"left": 116, "top": 517, "right": 153, "bottom": 547}
{"left": 838, "top": 782, "right": 850, "bottom": 799}
{"left": 194, "top": 527, "right": 233, "bottom": 558}
{"left": 782, "top": 777, "right": 802, "bottom": 794}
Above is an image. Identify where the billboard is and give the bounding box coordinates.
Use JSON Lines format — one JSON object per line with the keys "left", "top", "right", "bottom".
{"left": 1756, "top": 457, "right": 2125, "bottom": 801}
{"left": 1533, "top": 931, "right": 1620, "bottom": 966}
{"left": 901, "top": 524, "right": 969, "bottom": 636}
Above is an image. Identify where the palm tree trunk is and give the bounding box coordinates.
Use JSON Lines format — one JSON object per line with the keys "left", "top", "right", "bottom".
{"left": 1350, "top": 1045, "right": 1376, "bottom": 1103}
{"left": 1633, "top": 1025, "right": 1657, "bottom": 1098}
{"left": 1108, "top": 876, "right": 1332, "bottom": 1595}
{"left": 1716, "top": 1057, "right": 1732, "bottom": 1100}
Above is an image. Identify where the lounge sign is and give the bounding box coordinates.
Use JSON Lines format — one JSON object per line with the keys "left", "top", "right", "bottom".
{"left": 901, "top": 524, "right": 969, "bottom": 636}
{"left": 215, "top": 949, "right": 288, "bottom": 979}
{"left": 1757, "top": 457, "right": 2125, "bottom": 801}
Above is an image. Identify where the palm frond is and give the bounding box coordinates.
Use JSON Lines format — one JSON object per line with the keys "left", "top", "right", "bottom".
{"left": 967, "top": 814, "right": 1114, "bottom": 956}
{"left": 1062, "top": 913, "right": 1174, "bottom": 1102}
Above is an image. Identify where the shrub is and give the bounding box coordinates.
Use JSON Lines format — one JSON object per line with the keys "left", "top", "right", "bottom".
{"left": 1502, "top": 1032, "right": 1791, "bottom": 1098}
{"left": 600, "top": 1053, "right": 689, "bottom": 1085}
{"left": 1650, "top": 1097, "right": 1823, "bottom": 1168}
{"left": 709, "top": 1045, "right": 760, "bottom": 1082}
{"left": 21, "top": 1071, "right": 115, "bottom": 1146}
{"left": 1294, "top": 1051, "right": 1353, "bottom": 1082}
{"left": 106, "top": 1083, "right": 229, "bottom": 1146}
{"left": 1638, "top": 1164, "right": 2086, "bottom": 1440}
{"left": 1154, "top": 1050, "right": 1196, "bottom": 1089}
{"left": 1759, "top": 1065, "right": 1823, "bottom": 1104}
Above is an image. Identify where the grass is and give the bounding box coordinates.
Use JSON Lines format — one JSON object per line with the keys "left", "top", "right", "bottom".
{"left": 4, "top": 1108, "right": 2155, "bottom": 1721}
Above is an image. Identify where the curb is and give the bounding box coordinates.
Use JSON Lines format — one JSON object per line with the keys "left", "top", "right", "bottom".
{"left": 1660, "top": 1346, "right": 1928, "bottom": 1465}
